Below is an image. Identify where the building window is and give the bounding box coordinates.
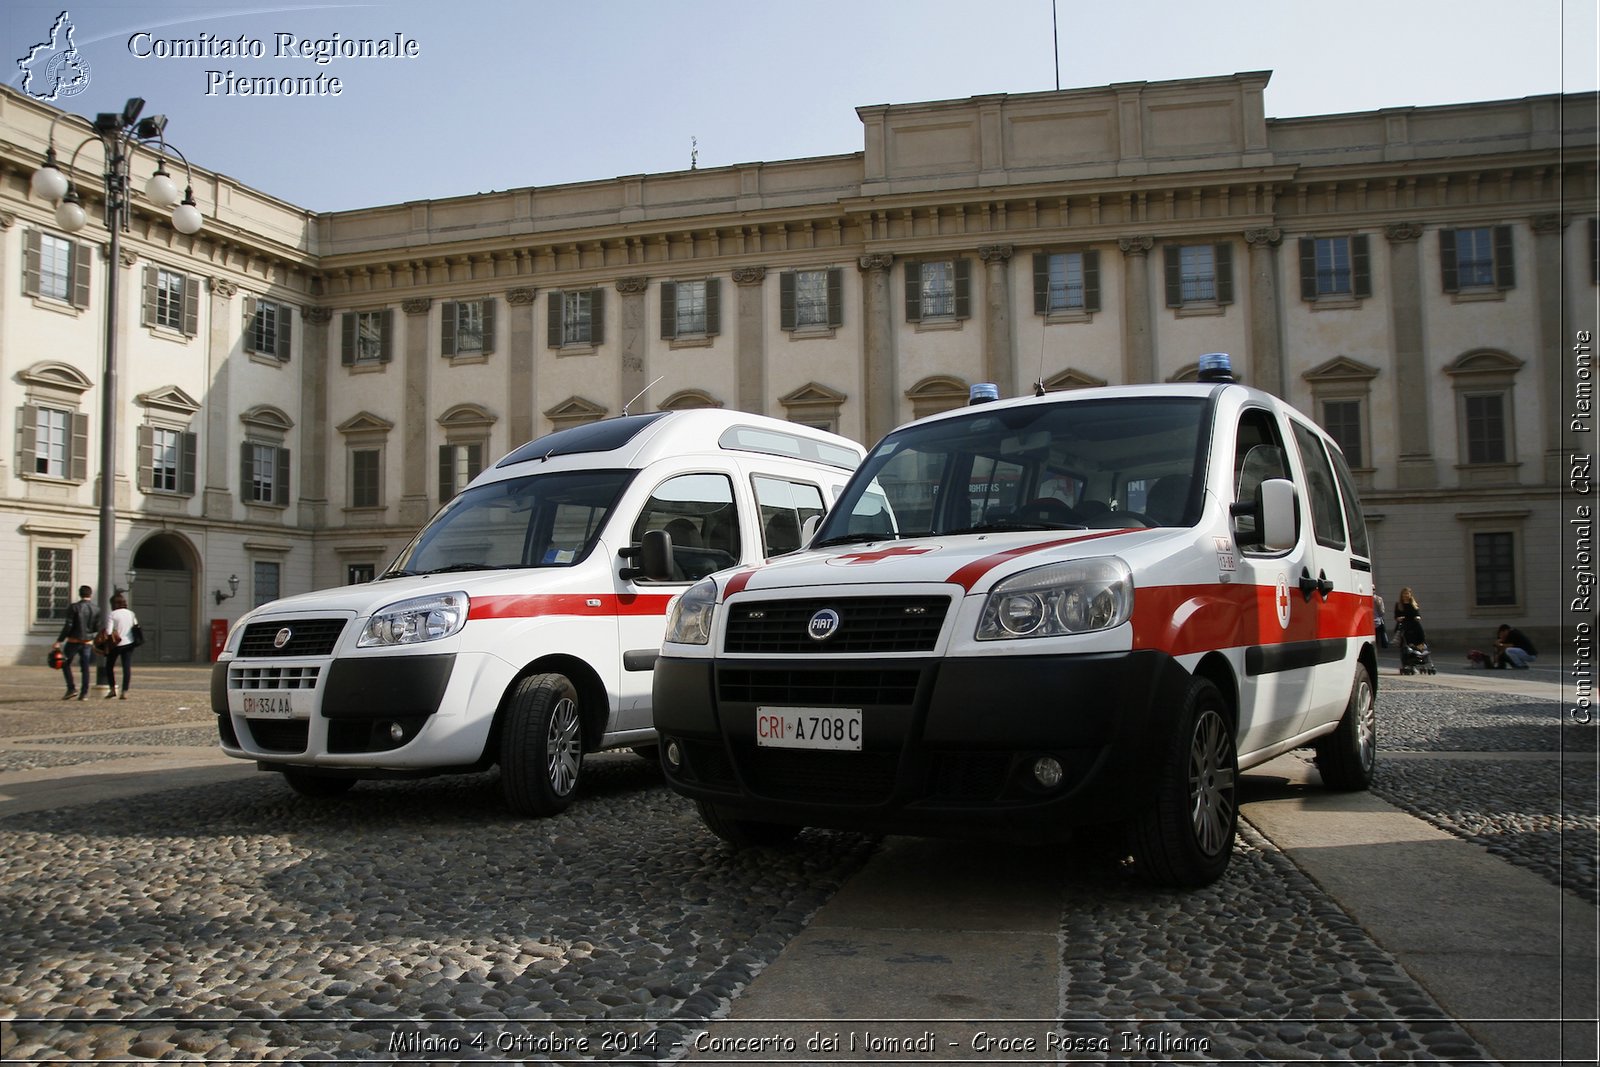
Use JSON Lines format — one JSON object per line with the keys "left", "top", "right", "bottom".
{"left": 1472, "top": 531, "right": 1516, "bottom": 607}
{"left": 1163, "top": 243, "right": 1234, "bottom": 307}
{"left": 443, "top": 298, "right": 495, "bottom": 357}
{"left": 350, "top": 448, "right": 382, "bottom": 508}
{"left": 253, "top": 561, "right": 281, "bottom": 608}
{"left": 438, "top": 442, "right": 484, "bottom": 504}
{"left": 548, "top": 289, "right": 605, "bottom": 348}
{"left": 35, "top": 547, "right": 73, "bottom": 625}
{"left": 246, "top": 298, "right": 292, "bottom": 361}
{"left": 142, "top": 266, "right": 198, "bottom": 335}
{"left": 661, "top": 279, "right": 721, "bottom": 340}
{"left": 904, "top": 259, "right": 970, "bottom": 322}
{"left": 23, "top": 229, "right": 90, "bottom": 308}
{"left": 1033, "top": 251, "right": 1101, "bottom": 316}
{"left": 1441, "top": 226, "right": 1514, "bottom": 293}
{"left": 138, "top": 425, "right": 197, "bottom": 496}
{"left": 33, "top": 406, "right": 69, "bottom": 477}
{"left": 340, "top": 309, "right": 393, "bottom": 365}
{"left": 242, "top": 442, "right": 290, "bottom": 506}
{"left": 1297, "top": 236, "right": 1372, "bottom": 301}
{"left": 781, "top": 268, "right": 842, "bottom": 331}
{"left": 1320, "top": 400, "right": 1364, "bottom": 469}
{"left": 347, "top": 563, "right": 376, "bottom": 585}
{"left": 1463, "top": 394, "right": 1508, "bottom": 464}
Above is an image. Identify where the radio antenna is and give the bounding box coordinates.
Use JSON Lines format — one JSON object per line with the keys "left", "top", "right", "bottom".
{"left": 1033, "top": 324, "right": 1048, "bottom": 396}
{"left": 623, "top": 375, "right": 664, "bottom": 416}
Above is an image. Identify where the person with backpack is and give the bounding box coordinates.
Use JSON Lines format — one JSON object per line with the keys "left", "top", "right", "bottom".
{"left": 103, "top": 592, "right": 139, "bottom": 699}
{"left": 52, "top": 585, "right": 100, "bottom": 700}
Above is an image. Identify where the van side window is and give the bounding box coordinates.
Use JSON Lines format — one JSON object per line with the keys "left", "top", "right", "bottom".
{"left": 1290, "top": 420, "right": 1348, "bottom": 550}
{"left": 1232, "top": 409, "right": 1294, "bottom": 554}
{"left": 631, "top": 473, "right": 740, "bottom": 581}
{"left": 1325, "top": 437, "right": 1371, "bottom": 558}
{"left": 754, "top": 476, "right": 825, "bottom": 557}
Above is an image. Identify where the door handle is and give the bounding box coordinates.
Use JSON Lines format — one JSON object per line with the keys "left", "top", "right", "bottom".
{"left": 1317, "top": 570, "right": 1335, "bottom": 599}
{"left": 1301, "top": 567, "right": 1333, "bottom": 601}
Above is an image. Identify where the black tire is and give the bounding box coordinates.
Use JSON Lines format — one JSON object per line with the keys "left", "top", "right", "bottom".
{"left": 281, "top": 769, "right": 356, "bottom": 798}
{"left": 1314, "top": 666, "right": 1377, "bottom": 791}
{"left": 499, "top": 673, "right": 584, "bottom": 816}
{"left": 1127, "top": 677, "right": 1237, "bottom": 887}
{"left": 696, "top": 800, "right": 802, "bottom": 848}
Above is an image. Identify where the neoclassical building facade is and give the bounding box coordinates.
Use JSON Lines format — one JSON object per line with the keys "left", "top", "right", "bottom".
{"left": 1, "top": 72, "right": 1594, "bottom": 662}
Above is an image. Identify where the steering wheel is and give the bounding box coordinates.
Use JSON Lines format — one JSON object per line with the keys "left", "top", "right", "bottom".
{"left": 1012, "top": 498, "right": 1080, "bottom": 527}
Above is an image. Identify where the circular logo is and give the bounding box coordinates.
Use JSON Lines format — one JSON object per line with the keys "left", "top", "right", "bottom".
{"left": 807, "top": 608, "right": 841, "bottom": 642}
{"left": 1275, "top": 574, "right": 1291, "bottom": 630}
{"left": 44, "top": 51, "right": 92, "bottom": 100}
{"left": 273, "top": 628, "right": 293, "bottom": 649}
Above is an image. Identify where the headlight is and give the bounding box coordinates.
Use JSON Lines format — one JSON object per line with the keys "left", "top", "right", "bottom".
{"left": 357, "top": 591, "right": 469, "bottom": 647}
{"left": 664, "top": 578, "right": 717, "bottom": 646}
{"left": 976, "top": 557, "right": 1133, "bottom": 640}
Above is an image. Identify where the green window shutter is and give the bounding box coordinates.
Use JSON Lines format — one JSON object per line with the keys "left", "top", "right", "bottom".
{"left": 1493, "top": 225, "right": 1515, "bottom": 290}
{"left": 1032, "top": 253, "right": 1049, "bottom": 314}
{"left": 467, "top": 443, "right": 483, "bottom": 481}
{"left": 142, "top": 266, "right": 158, "bottom": 327}
{"left": 826, "top": 267, "right": 843, "bottom": 327}
{"left": 660, "top": 281, "right": 677, "bottom": 339}
{"left": 953, "top": 259, "right": 971, "bottom": 319}
{"left": 705, "top": 278, "right": 721, "bottom": 335}
{"left": 1163, "top": 246, "right": 1182, "bottom": 307}
{"left": 1083, "top": 251, "right": 1101, "bottom": 312}
{"left": 379, "top": 309, "right": 394, "bottom": 363}
{"left": 590, "top": 289, "right": 605, "bottom": 345}
{"left": 547, "top": 292, "right": 562, "bottom": 348}
{"left": 136, "top": 425, "right": 154, "bottom": 492}
{"left": 903, "top": 260, "right": 921, "bottom": 321}
{"left": 1298, "top": 238, "right": 1317, "bottom": 301}
{"left": 71, "top": 241, "right": 91, "bottom": 308}
{"left": 19, "top": 405, "right": 38, "bottom": 471}
{"left": 480, "top": 298, "right": 496, "bottom": 355}
{"left": 340, "top": 312, "right": 356, "bottom": 365}
{"left": 182, "top": 274, "right": 199, "bottom": 336}
{"left": 22, "top": 229, "right": 41, "bottom": 298}
{"left": 70, "top": 412, "right": 89, "bottom": 482}
{"left": 180, "top": 432, "right": 197, "bottom": 495}
{"left": 242, "top": 296, "right": 259, "bottom": 353}
{"left": 1214, "top": 243, "right": 1234, "bottom": 305}
{"left": 1439, "top": 230, "right": 1459, "bottom": 293}
{"left": 779, "top": 271, "right": 796, "bottom": 330}
{"left": 275, "top": 303, "right": 292, "bottom": 362}
{"left": 437, "top": 445, "right": 452, "bottom": 504}
{"left": 275, "top": 447, "right": 291, "bottom": 506}
{"left": 440, "top": 301, "right": 457, "bottom": 356}
{"left": 240, "top": 445, "right": 251, "bottom": 502}
{"left": 1352, "top": 235, "right": 1372, "bottom": 298}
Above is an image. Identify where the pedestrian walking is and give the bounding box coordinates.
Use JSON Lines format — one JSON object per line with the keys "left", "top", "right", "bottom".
{"left": 51, "top": 585, "right": 99, "bottom": 700}
{"left": 103, "top": 592, "right": 138, "bottom": 698}
{"left": 1373, "top": 592, "right": 1388, "bottom": 649}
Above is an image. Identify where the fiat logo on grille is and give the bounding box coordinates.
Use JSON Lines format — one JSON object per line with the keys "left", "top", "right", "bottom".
{"left": 807, "top": 608, "right": 841, "bottom": 641}
{"left": 273, "top": 628, "right": 293, "bottom": 649}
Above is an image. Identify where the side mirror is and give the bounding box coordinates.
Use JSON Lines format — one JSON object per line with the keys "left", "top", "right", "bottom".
{"left": 1229, "top": 478, "right": 1298, "bottom": 552}
{"left": 619, "top": 529, "right": 673, "bottom": 581}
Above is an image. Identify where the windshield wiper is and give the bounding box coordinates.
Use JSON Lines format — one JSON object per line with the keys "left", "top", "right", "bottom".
{"left": 811, "top": 531, "right": 904, "bottom": 549}
{"left": 949, "top": 520, "right": 1087, "bottom": 534}
{"left": 376, "top": 568, "right": 414, "bottom": 580}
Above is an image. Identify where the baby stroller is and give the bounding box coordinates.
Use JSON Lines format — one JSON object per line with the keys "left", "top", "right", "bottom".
{"left": 1397, "top": 616, "right": 1436, "bottom": 675}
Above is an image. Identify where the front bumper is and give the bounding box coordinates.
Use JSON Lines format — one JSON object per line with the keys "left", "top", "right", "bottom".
{"left": 653, "top": 649, "right": 1193, "bottom": 839}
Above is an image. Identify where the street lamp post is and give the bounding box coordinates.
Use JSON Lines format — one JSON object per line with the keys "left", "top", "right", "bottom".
{"left": 29, "top": 98, "right": 203, "bottom": 624}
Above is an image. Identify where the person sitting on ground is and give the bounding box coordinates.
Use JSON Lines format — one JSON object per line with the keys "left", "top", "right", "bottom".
{"left": 1493, "top": 624, "right": 1538, "bottom": 670}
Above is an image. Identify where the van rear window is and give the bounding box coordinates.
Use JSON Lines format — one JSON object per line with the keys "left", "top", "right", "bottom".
{"left": 496, "top": 413, "right": 669, "bottom": 468}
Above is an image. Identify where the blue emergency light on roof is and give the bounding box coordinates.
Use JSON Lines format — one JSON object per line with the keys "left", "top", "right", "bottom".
{"left": 1197, "top": 353, "right": 1236, "bottom": 383}
{"left": 969, "top": 382, "right": 1000, "bottom": 405}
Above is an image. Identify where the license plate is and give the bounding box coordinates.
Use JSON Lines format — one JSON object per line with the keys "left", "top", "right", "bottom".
{"left": 755, "top": 706, "right": 862, "bottom": 751}
{"left": 231, "top": 691, "right": 311, "bottom": 719}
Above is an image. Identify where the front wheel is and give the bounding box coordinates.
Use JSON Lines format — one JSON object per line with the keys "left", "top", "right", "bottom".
{"left": 696, "top": 801, "right": 802, "bottom": 848}
{"left": 1314, "top": 666, "right": 1377, "bottom": 791}
{"left": 1127, "top": 677, "right": 1238, "bottom": 887}
{"left": 499, "top": 673, "right": 584, "bottom": 816}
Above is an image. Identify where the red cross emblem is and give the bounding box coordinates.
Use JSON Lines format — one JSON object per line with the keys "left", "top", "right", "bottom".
{"left": 833, "top": 545, "right": 934, "bottom": 565}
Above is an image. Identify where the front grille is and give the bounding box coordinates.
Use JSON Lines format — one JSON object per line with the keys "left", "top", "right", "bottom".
{"left": 238, "top": 619, "right": 346, "bottom": 658}
{"left": 930, "top": 752, "right": 1013, "bottom": 802}
{"left": 245, "top": 718, "right": 309, "bottom": 753}
{"left": 230, "top": 665, "right": 320, "bottom": 690}
{"left": 739, "top": 749, "right": 899, "bottom": 804}
{"left": 724, "top": 597, "right": 949, "bottom": 654}
{"left": 717, "top": 668, "right": 921, "bottom": 707}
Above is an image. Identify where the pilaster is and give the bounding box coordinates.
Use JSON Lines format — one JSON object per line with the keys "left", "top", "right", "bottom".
{"left": 295, "top": 306, "right": 332, "bottom": 528}
{"left": 978, "top": 244, "right": 1014, "bottom": 397}
{"left": 1118, "top": 236, "right": 1155, "bottom": 384}
{"left": 1384, "top": 223, "right": 1435, "bottom": 488}
{"left": 616, "top": 276, "right": 649, "bottom": 411}
{"left": 858, "top": 254, "right": 896, "bottom": 444}
{"left": 398, "top": 298, "right": 431, "bottom": 527}
{"left": 732, "top": 266, "right": 767, "bottom": 415}
{"left": 204, "top": 278, "right": 238, "bottom": 520}
{"left": 1244, "top": 227, "right": 1285, "bottom": 397}
{"left": 505, "top": 287, "right": 537, "bottom": 447}
{"left": 1530, "top": 214, "right": 1568, "bottom": 483}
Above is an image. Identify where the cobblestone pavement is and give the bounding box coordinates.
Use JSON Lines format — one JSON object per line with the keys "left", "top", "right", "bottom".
{"left": 0, "top": 663, "right": 1591, "bottom": 1062}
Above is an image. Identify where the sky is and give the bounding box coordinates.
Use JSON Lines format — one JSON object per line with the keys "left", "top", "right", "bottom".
{"left": 4, "top": 0, "right": 1597, "bottom": 213}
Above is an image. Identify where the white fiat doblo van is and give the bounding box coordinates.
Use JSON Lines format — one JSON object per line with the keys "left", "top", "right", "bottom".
{"left": 653, "top": 355, "right": 1376, "bottom": 886}
{"left": 211, "top": 409, "right": 863, "bottom": 815}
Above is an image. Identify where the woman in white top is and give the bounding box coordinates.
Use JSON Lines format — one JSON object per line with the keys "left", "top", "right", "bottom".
{"left": 104, "top": 592, "right": 138, "bottom": 699}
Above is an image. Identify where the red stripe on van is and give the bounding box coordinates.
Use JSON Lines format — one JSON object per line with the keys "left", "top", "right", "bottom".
{"left": 467, "top": 593, "right": 676, "bottom": 622}
{"left": 946, "top": 530, "right": 1135, "bottom": 591}
{"left": 1131, "top": 584, "right": 1372, "bottom": 657}
{"left": 723, "top": 568, "right": 758, "bottom": 598}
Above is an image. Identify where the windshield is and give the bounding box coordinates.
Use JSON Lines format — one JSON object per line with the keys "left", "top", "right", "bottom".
{"left": 386, "top": 469, "right": 635, "bottom": 576}
{"left": 816, "top": 396, "right": 1210, "bottom": 543}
